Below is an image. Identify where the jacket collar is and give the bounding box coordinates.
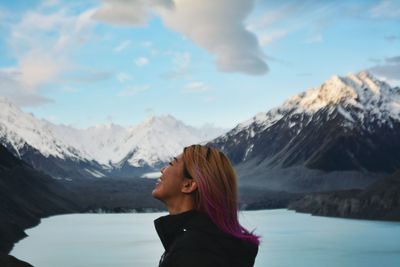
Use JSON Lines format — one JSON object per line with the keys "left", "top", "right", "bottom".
{"left": 154, "top": 209, "right": 198, "bottom": 251}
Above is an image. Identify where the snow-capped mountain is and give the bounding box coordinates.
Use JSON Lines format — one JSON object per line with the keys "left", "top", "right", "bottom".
{"left": 0, "top": 97, "right": 107, "bottom": 179}
{"left": 0, "top": 97, "right": 88, "bottom": 160}
{"left": 112, "top": 115, "right": 215, "bottom": 167}
{"left": 0, "top": 97, "right": 226, "bottom": 179}
{"left": 209, "top": 71, "right": 400, "bottom": 192}
{"left": 50, "top": 115, "right": 225, "bottom": 168}
{"left": 48, "top": 122, "right": 128, "bottom": 167}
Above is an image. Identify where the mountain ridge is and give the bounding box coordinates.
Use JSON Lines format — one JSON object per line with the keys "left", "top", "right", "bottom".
{"left": 209, "top": 71, "right": 400, "bottom": 192}
{"left": 0, "top": 97, "right": 227, "bottom": 178}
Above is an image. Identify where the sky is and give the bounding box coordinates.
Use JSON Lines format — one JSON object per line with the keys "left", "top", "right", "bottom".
{"left": 0, "top": 0, "right": 399, "bottom": 129}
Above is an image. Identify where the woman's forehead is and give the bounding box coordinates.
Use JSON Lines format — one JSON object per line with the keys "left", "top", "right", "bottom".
{"left": 175, "top": 153, "right": 184, "bottom": 161}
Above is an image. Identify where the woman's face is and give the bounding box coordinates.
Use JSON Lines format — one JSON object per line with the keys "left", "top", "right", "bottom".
{"left": 151, "top": 153, "right": 188, "bottom": 202}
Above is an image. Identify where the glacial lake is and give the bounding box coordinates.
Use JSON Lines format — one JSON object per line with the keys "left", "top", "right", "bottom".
{"left": 11, "top": 209, "right": 400, "bottom": 267}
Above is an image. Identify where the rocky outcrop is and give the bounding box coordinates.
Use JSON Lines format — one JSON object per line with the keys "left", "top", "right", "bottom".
{"left": 0, "top": 252, "right": 33, "bottom": 267}
{"left": 288, "top": 170, "right": 400, "bottom": 221}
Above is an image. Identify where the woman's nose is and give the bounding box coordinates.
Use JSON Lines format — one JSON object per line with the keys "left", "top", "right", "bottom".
{"left": 160, "top": 166, "right": 166, "bottom": 173}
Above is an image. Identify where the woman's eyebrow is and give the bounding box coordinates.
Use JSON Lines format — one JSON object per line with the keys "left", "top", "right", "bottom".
{"left": 173, "top": 157, "right": 178, "bottom": 162}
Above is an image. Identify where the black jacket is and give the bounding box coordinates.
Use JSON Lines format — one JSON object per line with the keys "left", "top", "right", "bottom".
{"left": 154, "top": 209, "right": 258, "bottom": 267}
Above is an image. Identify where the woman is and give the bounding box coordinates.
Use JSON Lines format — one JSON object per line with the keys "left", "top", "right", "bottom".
{"left": 152, "top": 144, "right": 260, "bottom": 267}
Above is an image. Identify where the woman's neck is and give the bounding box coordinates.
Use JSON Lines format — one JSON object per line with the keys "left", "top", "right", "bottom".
{"left": 166, "top": 197, "right": 195, "bottom": 215}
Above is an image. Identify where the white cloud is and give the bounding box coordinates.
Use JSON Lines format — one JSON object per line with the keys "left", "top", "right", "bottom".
{"left": 248, "top": 3, "right": 299, "bottom": 30}
{"left": 173, "top": 52, "right": 191, "bottom": 72}
{"left": 94, "top": 0, "right": 268, "bottom": 75}
{"left": 41, "top": 0, "right": 61, "bottom": 7}
{"left": 248, "top": 2, "right": 343, "bottom": 50}
{"left": 117, "top": 72, "right": 132, "bottom": 83}
{"left": 304, "top": 34, "right": 323, "bottom": 44}
{"left": 246, "top": 3, "right": 302, "bottom": 49}
{"left": 18, "top": 50, "right": 67, "bottom": 89}
{"left": 204, "top": 96, "right": 216, "bottom": 103}
{"left": 114, "top": 40, "right": 131, "bottom": 53}
{"left": 117, "top": 84, "right": 150, "bottom": 96}
{"left": 135, "top": 57, "right": 149, "bottom": 66}
{"left": 141, "top": 41, "right": 159, "bottom": 55}
{"left": 370, "top": 0, "right": 400, "bottom": 19}
{"left": 158, "top": 0, "right": 267, "bottom": 75}
{"left": 259, "top": 30, "right": 288, "bottom": 46}
{"left": 0, "top": 68, "right": 54, "bottom": 107}
{"left": 61, "top": 86, "right": 79, "bottom": 93}
{"left": 4, "top": 5, "right": 97, "bottom": 106}
{"left": 93, "top": 0, "right": 173, "bottom": 26}
{"left": 164, "top": 51, "right": 191, "bottom": 79}
{"left": 142, "top": 41, "right": 153, "bottom": 48}
{"left": 75, "top": 8, "right": 97, "bottom": 33}
{"left": 182, "top": 81, "right": 208, "bottom": 93}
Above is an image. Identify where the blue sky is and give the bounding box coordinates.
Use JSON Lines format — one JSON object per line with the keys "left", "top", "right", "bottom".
{"left": 0, "top": 0, "right": 399, "bottom": 129}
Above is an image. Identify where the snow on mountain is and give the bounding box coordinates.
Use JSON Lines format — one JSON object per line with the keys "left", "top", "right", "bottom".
{"left": 282, "top": 71, "right": 400, "bottom": 120}
{"left": 209, "top": 71, "right": 400, "bottom": 192}
{"left": 0, "top": 97, "right": 89, "bottom": 160}
{"left": 97, "top": 116, "right": 226, "bottom": 167}
{"left": 50, "top": 115, "right": 227, "bottom": 168}
{"left": 211, "top": 70, "right": 400, "bottom": 169}
{"left": 233, "top": 71, "right": 400, "bottom": 135}
{"left": 0, "top": 96, "right": 226, "bottom": 173}
{"left": 49, "top": 122, "right": 127, "bottom": 167}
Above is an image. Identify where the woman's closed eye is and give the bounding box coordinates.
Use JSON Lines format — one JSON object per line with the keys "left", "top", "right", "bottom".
{"left": 169, "top": 157, "right": 178, "bottom": 166}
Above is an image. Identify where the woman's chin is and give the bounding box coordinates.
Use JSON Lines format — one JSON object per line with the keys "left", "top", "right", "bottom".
{"left": 151, "top": 187, "right": 162, "bottom": 199}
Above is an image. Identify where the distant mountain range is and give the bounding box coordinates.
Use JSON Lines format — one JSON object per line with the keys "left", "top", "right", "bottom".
{"left": 0, "top": 97, "right": 226, "bottom": 179}
{"left": 1, "top": 71, "right": 399, "bottom": 191}
{"left": 209, "top": 71, "right": 400, "bottom": 192}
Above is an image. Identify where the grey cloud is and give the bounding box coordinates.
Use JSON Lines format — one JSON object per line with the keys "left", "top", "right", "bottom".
{"left": 369, "top": 0, "right": 400, "bottom": 19}
{"left": 385, "top": 56, "right": 400, "bottom": 64}
{"left": 369, "top": 64, "right": 400, "bottom": 80}
{"left": 93, "top": 0, "right": 174, "bottom": 26}
{"left": 0, "top": 69, "right": 54, "bottom": 107}
{"left": 369, "top": 57, "right": 382, "bottom": 64}
{"left": 66, "top": 70, "right": 114, "bottom": 84}
{"left": 385, "top": 35, "right": 400, "bottom": 42}
{"left": 159, "top": 0, "right": 267, "bottom": 75}
{"left": 369, "top": 55, "right": 400, "bottom": 80}
{"left": 94, "top": 0, "right": 268, "bottom": 75}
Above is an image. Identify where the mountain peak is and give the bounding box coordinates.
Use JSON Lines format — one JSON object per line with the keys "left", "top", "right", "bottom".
{"left": 148, "top": 114, "right": 178, "bottom": 123}
{"left": 281, "top": 71, "right": 399, "bottom": 115}
{"left": 232, "top": 71, "right": 400, "bottom": 136}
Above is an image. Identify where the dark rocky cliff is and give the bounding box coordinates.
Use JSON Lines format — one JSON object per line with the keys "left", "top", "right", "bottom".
{"left": 288, "top": 170, "right": 400, "bottom": 221}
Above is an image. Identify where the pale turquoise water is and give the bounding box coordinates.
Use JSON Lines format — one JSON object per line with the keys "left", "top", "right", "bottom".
{"left": 10, "top": 209, "right": 400, "bottom": 267}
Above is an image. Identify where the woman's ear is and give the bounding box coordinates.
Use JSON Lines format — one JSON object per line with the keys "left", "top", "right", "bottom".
{"left": 181, "top": 179, "right": 198, "bottom": 194}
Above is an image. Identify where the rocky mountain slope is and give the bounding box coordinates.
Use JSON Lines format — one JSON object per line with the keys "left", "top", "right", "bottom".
{"left": 209, "top": 71, "right": 400, "bottom": 192}
{"left": 288, "top": 170, "right": 400, "bottom": 221}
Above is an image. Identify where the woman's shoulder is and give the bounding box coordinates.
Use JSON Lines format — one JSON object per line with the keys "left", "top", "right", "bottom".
{"left": 174, "top": 211, "right": 258, "bottom": 262}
